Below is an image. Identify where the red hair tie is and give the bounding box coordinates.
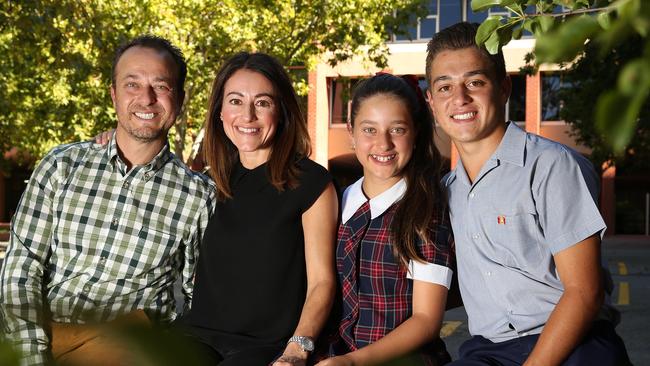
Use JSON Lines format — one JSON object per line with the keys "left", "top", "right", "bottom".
{"left": 400, "top": 74, "right": 428, "bottom": 111}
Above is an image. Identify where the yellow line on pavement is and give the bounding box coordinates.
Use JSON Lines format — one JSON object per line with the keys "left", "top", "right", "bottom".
{"left": 618, "top": 262, "right": 628, "bottom": 275}
{"left": 440, "top": 321, "right": 462, "bottom": 338}
{"left": 618, "top": 282, "right": 630, "bottom": 305}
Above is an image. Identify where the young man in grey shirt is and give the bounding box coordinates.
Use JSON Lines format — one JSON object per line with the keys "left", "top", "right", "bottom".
{"left": 425, "top": 22, "right": 629, "bottom": 366}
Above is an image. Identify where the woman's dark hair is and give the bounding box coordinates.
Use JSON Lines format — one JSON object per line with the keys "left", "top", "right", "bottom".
{"left": 203, "top": 52, "right": 311, "bottom": 201}
{"left": 350, "top": 73, "right": 445, "bottom": 267}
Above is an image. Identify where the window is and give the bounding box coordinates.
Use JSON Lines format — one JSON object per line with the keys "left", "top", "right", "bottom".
{"left": 507, "top": 73, "right": 526, "bottom": 122}
{"left": 394, "top": 0, "right": 442, "bottom": 41}
{"left": 328, "top": 78, "right": 362, "bottom": 125}
{"left": 541, "top": 73, "right": 572, "bottom": 121}
{"left": 464, "top": 0, "right": 487, "bottom": 23}
{"left": 439, "top": 0, "right": 462, "bottom": 31}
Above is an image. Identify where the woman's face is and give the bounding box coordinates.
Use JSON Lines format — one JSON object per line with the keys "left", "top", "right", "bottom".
{"left": 221, "top": 69, "right": 279, "bottom": 167}
{"left": 350, "top": 93, "right": 415, "bottom": 195}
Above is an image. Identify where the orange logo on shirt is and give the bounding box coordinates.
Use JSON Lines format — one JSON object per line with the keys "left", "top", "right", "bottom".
{"left": 497, "top": 215, "right": 506, "bottom": 225}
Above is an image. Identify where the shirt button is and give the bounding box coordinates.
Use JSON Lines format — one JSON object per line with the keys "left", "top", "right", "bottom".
{"left": 83, "top": 284, "right": 91, "bottom": 292}
{"left": 111, "top": 218, "right": 119, "bottom": 227}
{"left": 486, "top": 271, "right": 492, "bottom": 276}
{"left": 99, "top": 256, "right": 107, "bottom": 263}
{"left": 472, "top": 234, "right": 480, "bottom": 240}
{"left": 122, "top": 181, "right": 130, "bottom": 189}
{"left": 469, "top": 192, "right": 475, "bottom": 198}
{"left": 143, "top": 173, "right": 151, "bottom": 180}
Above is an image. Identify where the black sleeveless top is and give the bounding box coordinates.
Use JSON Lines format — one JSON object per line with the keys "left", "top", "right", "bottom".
{"left": 187, "top": 158, "right": 332, "bottom": 345}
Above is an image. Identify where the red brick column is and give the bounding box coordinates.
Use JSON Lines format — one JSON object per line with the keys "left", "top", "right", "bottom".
{"left": 307, "top": 70, "right": 318, "bottom": 160}
{"left": 525, "top": 71, "right": 541, "bottom": 134}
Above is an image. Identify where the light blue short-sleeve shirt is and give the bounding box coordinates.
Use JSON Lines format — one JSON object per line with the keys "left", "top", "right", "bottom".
{"left": 445, "top": 122, "right": 607, "bottom": 342}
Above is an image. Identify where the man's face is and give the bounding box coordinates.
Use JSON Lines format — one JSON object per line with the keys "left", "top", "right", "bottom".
{"left": 426, "top": 47, "right": 510, "bottom": 148}
{"left": 111, "top": 46, "right": 181, "bottom": 144}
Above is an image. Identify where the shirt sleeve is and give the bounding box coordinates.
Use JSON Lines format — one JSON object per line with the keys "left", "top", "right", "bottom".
{"left": 533, "top": 148, "right": 606, "bottom": 254}
{"left": 406, "top": 212, "right": 455, "bottom": 289}
{"left": 0, "top": 152, "right": 60, "bottom": 365}
{"left": 181, "top": 182, "right": 216, "bottom": 314}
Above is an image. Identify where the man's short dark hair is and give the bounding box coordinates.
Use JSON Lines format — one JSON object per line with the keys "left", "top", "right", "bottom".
{"left": 425, "top": 22, "right": 506, "bottom": 86}
{"left": 111, "top": 35, "right": 187, "bottom": 94}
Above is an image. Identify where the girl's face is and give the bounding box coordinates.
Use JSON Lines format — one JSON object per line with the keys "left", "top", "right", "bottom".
{"left": 221, "top": 69, "right": 279, "bottom": 168}
{"left": 349, "top": 94, "right": 416, "bottom": 196}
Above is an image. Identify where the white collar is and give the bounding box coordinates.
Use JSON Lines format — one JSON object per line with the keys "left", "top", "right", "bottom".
{"left": 341, "top": 177, "right": 407, "bottom": 224}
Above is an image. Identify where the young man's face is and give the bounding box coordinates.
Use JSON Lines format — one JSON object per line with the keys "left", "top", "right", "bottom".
{"left": 426, "top": 47, "right": 510, "bottom": 148}
{"left": 111, "top": 46, "right": 181, "bottom": 144}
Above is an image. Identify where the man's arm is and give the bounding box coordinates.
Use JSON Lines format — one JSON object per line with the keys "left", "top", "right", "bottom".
{"left": 0, "top": 153, "right": 59, "bottom": 365}
{"left": 180, "top": 181, "right": 216, "bottom": 313}
{"left": 524, "top": 235, "right": 604, "bottom": 366}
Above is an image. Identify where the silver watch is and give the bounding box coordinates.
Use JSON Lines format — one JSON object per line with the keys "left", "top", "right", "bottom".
{"left": 287, "top": 335, "right": 315, "bottom": 352}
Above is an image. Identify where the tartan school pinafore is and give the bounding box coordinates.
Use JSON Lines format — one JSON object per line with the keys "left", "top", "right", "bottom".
{"left": 327, "top": 178, "right": 454, "bottom": 365}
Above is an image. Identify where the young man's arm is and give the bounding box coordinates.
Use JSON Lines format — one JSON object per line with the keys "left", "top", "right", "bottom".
{"left": 524, "top": 234, "right": 604, "bottom": 366}
{"left": 0, "top": 153, "right": 60, "bottom": 365}
{"left": 526, "top": 149, "right": 607, "bottom": 366}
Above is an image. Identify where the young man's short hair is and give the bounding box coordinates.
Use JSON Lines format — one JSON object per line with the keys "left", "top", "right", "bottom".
{"left": 425, "top": 22, "right": 507, "bottom": 86}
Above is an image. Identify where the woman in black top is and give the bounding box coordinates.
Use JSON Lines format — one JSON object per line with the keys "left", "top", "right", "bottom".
{"left": 181, "top": 52, "right": 338, "bottom": 366}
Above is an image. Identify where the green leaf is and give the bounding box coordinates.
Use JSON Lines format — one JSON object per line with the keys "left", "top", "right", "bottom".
{"left": 476, "top": 16, "right": 502, "bottom": 46}
{"left": 597, "top": 11, "right": 612, "bottom": 30}
{"left": 485, "top": 27, "right": 502, "bottom": 54}
{"left": 617, "top": 58, "right": 650, "bottom": 96}
{"left": 535, "top": 15, "right": 601, "bottom": 63}
{"left": 617, "top": 0, "right": 641, "bottom": 21}
{"left": 596, "top": 89, "right": 647, "bottom": 155}
{"left": 471, "top": 0, "right": 518, "bottom": 12}
{"left": 512, "top": 25, "right": 524, "bottom": 39}
{"left": 497, "top": 21, "right": 516, "bottom": 46}
{"left": 523, "top": 17, "right": 537, "bottom": 33}
{"left": 538, "top": 15, "right": 555, "bottom": 32}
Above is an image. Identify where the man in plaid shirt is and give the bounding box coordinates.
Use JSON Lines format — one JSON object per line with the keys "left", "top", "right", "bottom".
{"left": 0, "top": 35, "right": 215, "bottom": 365}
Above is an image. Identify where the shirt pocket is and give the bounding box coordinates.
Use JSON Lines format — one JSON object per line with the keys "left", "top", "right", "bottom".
{"left": 478, "top": 208, "right": 542, "bottom": 269}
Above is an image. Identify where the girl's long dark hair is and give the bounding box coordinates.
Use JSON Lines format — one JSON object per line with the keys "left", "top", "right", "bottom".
{"left": 203, "top": 52, "right": 311, "bottom": 201}
{"left": 350, "top": 73, "right": 445, "bottom": 267}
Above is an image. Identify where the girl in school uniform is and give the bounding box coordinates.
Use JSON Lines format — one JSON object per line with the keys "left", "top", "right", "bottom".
{"left": 316, "top": 73, "right": 454, "bottom": 366}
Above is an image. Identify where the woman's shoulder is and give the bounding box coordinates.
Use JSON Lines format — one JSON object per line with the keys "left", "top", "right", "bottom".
{"left": 295, "top": 157, "right": 332, "bottom": 184}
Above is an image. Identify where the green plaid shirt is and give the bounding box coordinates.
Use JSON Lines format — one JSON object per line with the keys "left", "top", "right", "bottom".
{"left": 0, "top": 137, "right": 215, "bottom": 365}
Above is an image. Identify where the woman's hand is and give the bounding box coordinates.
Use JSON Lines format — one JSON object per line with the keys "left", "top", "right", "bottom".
{"left": 94, "top": 129, "right": 115, "bottom": 146}
{"left": 272, "top": 343, "right": 308, "bottom": 366}
{"left": 315, "top": 355, "right": 354, "bottom": 366}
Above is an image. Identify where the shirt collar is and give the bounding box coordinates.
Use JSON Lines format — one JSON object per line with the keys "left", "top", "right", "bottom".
{"left": 341, "top": 177, "right": 407, "bottom": 224}
{"left": 492, "top": 121, "right": 526, "bottom": 167}
{"left": 445, "top": 121, "right": 526, "bottom": 188}
{"left": 105, "top": 131, "right": 172, "bottom": 173}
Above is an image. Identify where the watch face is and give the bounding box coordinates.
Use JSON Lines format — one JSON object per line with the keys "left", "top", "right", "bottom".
{"left": 290, "top": 336, "right": 315, "bottom": 351}
{"left": 301, "top": 337, "right": 314, "bottom": 351}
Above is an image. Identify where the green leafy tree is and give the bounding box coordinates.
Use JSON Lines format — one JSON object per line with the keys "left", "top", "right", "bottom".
{"left": 558, "top": 37, "right": 649, "bottom": 173}
{"left": 0, "top": 0, "right": 428, "bottom": 168}
{"left": 472, "top": 0, "right": 650, "bottom": 157}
